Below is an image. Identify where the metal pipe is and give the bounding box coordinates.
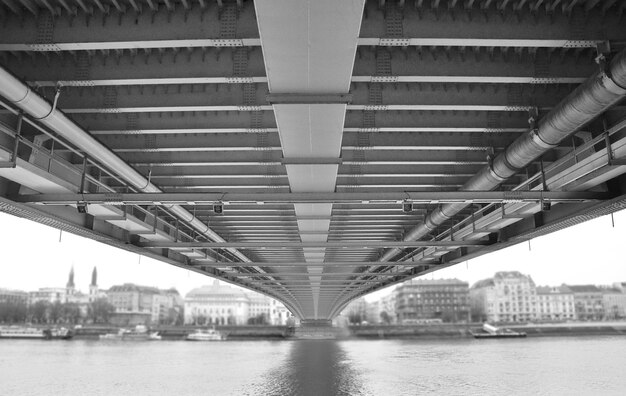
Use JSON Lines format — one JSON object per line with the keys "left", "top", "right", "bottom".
{"left": 380, "top": 49, "right": 626, "bottom": 262}
{"left": 0, "top": 66, "right": 251, "bottom": 264}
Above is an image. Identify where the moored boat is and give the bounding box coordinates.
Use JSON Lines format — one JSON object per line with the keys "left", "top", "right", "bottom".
{"left": 186, "top": 327, "right": 226, "bottom": 341}
{"left": 99, "top": 325, "right": 154, "bottom": 341}
{"left": 471, "top": 323, "right": 526, "bottom": 339}
{"left": 0, "top": 326, "right": 45, "bottom": 339}
{"left": 43, "top": 327, "right": 74, "bottom": 340}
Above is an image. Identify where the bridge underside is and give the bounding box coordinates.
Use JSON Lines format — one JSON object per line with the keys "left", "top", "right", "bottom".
{"left": 1, "top": 0, "right": 626, "bottom": 320}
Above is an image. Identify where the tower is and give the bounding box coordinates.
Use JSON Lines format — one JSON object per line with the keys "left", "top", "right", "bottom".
{"left": 66, "top": 266, "right": 75, "bottom": 297}
{"left": 89, "top": 267, "right": 98, "bottom": 302}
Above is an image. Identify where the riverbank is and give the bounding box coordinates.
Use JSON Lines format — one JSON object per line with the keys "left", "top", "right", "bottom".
{"left": 73, "top": 324, "right": 294, "bottom": 340}
{"left": 348, "top": 321, "right": 626, "bottom": 339}
{"left": 5, "top": 321, "right": 626, "bottom": 340}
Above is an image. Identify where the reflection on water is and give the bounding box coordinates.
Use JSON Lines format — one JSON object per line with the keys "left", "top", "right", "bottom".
{"left": 254, "top": 341, "right": 364, "bottom": 396}
{"left": 1, "top": 337, "right": 626, "bottom": 395}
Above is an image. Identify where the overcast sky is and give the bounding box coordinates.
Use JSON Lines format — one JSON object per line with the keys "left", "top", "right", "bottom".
{"left": 0, "top": 209, "right": 625, "bottom": 301}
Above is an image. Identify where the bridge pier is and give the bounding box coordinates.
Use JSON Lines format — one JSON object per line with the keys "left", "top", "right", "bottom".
{"left": 294, "top": 320, "right": 346, "bottom": 340}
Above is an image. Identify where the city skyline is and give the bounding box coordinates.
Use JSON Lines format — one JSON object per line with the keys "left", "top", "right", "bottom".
{"left": 1, "top": 209, "right": 626, "bottom": 301}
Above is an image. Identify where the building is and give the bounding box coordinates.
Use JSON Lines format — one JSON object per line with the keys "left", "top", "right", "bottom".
{"left": 470, "top": 272, "right": 537, "bottom": 323}
{"left": 160, "top": 288, "right": 184, "bottom": 324}
{"left": 183, "top": 281, "right": 291, "bottom": 325}
{"left": 88, "top": 267, "right": 105, "bottom": 303}
{"left": 395, "top": 279, "right": 470, "bottom": 323}
{"left": 379, "top": 292, "right": 397, "bottom": 324}
{"left": 28, "top": 266, "right": 104, "bottom": 307}
{"left": 366, "top": 299, "right": 381, "bottom": 324}
{"left": 535, "top": 285, "right": 576, "bottom": 321}
{"left": 29, "top": 288, "right": 68, "bottom": 305}
{"left": 247, "top": 292, "right": 272, "bottom": 323}
{"left": 269, "top": 298, "right": 291, "bottom": 325}
{"left": 568, "top": 285, "right": 604, "bottom": 321}
{"left": 107, "top": 283, "right": 181, "bottom": 325}
{"left": 0, "top": 288, "right": 28, "bottom": 305}
{"left": 601, "top": 288, "right": 626, "bottom": 320}
{"left": 613, "top": 282, "right": 626, "bottom": 293}
{"left": 184, "top": 281, "right": 249, "bottom": 325}
{"left": 66, "top": 267, "right": 107, "bottom": 318}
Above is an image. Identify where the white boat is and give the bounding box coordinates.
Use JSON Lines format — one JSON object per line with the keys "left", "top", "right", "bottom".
{"left": 471, "top": 323, "right": 527, "bottom": 339}
{"left": 186, "top": 328, "right": 226, "bottom": 341}
{"left": 148, "top": 331, "right": 162, "bottom": 341}
{"left": 100, "top": 325, "right": 154, "bottom": 341}
{"left": 99, "top": 328, "right": 127, "bottom": 340}
{"left": 0, "top": 326, "right": 45, "bottom": 339}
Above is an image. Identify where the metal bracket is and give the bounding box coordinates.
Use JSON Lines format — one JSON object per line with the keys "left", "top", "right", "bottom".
{"left": 603, "top": 119, "right": 626, "bottom": 166}
{"left": 33, "top": 85, "right": 62, "bottom": 121}
{"left": 595, "top": 41, "right": 612, "bottom": 73}
{"left": 79, "top": 156, "right": 88, "bottom": 194}
{"left": 527, "top": 107, "right": 539, "bottom": 130}
{"left": 501, "top": 203, "right": 525, "bottom": 220}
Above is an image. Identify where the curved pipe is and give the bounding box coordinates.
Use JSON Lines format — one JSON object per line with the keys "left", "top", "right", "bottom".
{"left": 380, "top": 49, "right": 626, "bottom": 262}
{"left": 0, "top": 67, "right": 307, "bottom": 313}
{"left": 0, "top": 67, "right": 251, "bottom": 264}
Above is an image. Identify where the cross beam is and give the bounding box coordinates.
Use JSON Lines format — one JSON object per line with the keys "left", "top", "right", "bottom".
{"left": 14, "top": 191, "right": 609, "bottom": 205}
{"left": 191, "top": 261, "right": 436, "bottom": 267}
{"left": 137, "top": 240, "right": 490, "bottom": 249}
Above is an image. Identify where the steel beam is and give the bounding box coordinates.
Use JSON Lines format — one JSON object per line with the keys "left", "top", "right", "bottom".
{"left": 2, "top": 5, "right": 624, "bottom": 51}
{"left": 232, "top": 273, "right": 404, "bottom": 277}
{"left": 91, "top": 131, "right": 525, "bottom": 152}
{"left": 359, "top": 3, "right": 625, "bottom": 47}
{"left": 24, "top": 75, "right": 588, "bottom": 88}
{"left": 15, "top": 191, "right": 609, "bottom": 205}
{"left": 191, "top": 262, "right": 432, "bottom": 267}
{"left": 3, "top": 45, "right": 593, "bottom": 88}
{"left": 137, "top": 241, "right": 490, "bottom": 249}
{"left": 357, "top": 38, "right": 601, "bottom": 48}
{"left": 50, "top": 83, "right": 571, "bottom": 113}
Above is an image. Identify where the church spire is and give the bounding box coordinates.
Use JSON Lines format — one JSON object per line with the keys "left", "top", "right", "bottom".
{"left": 91, "top": 266, "right": 98, "bottom": 287}
{"left": 66, "top": 266, "right": 75, "bottom": 289}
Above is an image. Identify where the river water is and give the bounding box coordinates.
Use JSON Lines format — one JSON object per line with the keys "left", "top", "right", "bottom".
{"left": 1, "top": 336, "right": 625, "bottom": 395}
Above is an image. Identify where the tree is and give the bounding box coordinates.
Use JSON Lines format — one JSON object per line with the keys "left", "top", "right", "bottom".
{"left": 379, "top": 311, "right": 392, "bottom": 325}
{"left": 88, "top": 298, "right": 115, "bottom": 324}
{"left": 62, "top": 303, "right": 81, "bottom": 324}
{"left": 0, "top": 302, "right": 28, "bottom": 324}
{"left": 348, "top": 312, "right": 362, "bottom": 325}
{"left": 29, "top": 301, "right": 49, "bottom": 324}
{"left": 174, "top": 308, "right": 185, "bottom": 326}
{"left": 247, "top": 313, "right": 269, "bottom": 325}
{"left": 196, "top": 314, "right": 207, "bottom": 326}
{"left": 48, "top": 301, "right": 63, "bottom": 324}
{"left": 161, "top": 307, "right": 178, "bottom": 325}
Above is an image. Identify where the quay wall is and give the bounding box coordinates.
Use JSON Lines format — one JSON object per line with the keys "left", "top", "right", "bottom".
{"left": 348, "top": 322, "right": 626, "bottom": 338}
{"left": 73, "top": 325, "right": 292, "bottom": 339}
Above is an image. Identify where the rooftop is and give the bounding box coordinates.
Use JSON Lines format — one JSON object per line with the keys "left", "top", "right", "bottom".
{"left": 567, "top": 285, "right": 602, "bottom": 293}
{"left": 536, "top": 285, "right": 572, "bottom": 295}
{"left": 108, "top": 283, "right": 161, "bottom": 294}
{"left": 186, "top": 281, "right": 248, "bottom": 299}
{"left": 404, "top": 278, "right": 468, "bottom": 286}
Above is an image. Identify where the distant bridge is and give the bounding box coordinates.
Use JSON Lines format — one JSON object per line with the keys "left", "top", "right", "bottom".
{"left": 1, "top": 0, "right": 626, "bottom": 322}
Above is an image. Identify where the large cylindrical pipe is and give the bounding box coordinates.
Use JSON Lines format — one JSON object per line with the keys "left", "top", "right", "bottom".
{"left": 380, "top": 49, "right": 626, "bottom": 262}
{"left": 0, "top": 67, "right": 251, "bottom": 264}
